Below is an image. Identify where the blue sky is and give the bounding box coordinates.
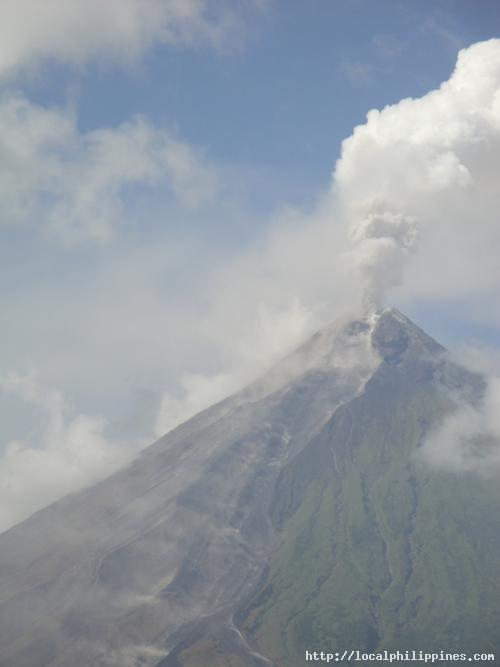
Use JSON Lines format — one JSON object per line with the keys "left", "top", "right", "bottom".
{"left": 0, "top": 0, "right": 500, "bottom": 530}
{"left": 23, "top": 1, "right": 500, "bottom": 211}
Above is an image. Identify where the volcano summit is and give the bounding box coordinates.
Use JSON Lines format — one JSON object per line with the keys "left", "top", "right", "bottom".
{"left": 0, "top": 310, "right": 498, "bottom": 666}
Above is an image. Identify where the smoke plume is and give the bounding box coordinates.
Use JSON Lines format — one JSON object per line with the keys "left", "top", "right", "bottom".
{"left": 336, "top": 38, "right": 500, "bottom": 311}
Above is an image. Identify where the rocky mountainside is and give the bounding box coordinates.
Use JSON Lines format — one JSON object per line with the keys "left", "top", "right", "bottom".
{"left": 0, "top": 309, "right": 498, "bottom": 667}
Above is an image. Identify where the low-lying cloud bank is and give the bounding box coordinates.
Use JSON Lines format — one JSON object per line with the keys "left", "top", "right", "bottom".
{"left": 0, "top": 372, "right": 142, "bottom": 532}
{"left": 421, "top": 378, "right": 500, "bottom": 475}
{"left": 420, "top": 345, "right": 500, "bottom": 475}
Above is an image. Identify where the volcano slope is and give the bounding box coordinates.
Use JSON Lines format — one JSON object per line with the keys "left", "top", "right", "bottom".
{"left": 0, "top": 309, "right": 498, "bottom": 667}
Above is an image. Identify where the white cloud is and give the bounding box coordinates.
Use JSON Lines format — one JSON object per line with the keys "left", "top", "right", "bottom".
{"left": 420, "top": 343, "right": 500, "bottom": 475}
{"left": 0, "top": 0, "right": 247, "bottom": 79}
{"left": 0, "top": 371, "right": 140, "bottom": 532}
{"left": 336, "top": 39, "right": 500, "bottom": 314}
{"left": 421, "top": 374, "right": 500, "bottom": 475}
{"left": 155, "top": 299, "right": 314, "bottom": 434}
{"left": 0, "top": 94, "right": 218, "bottom": 242}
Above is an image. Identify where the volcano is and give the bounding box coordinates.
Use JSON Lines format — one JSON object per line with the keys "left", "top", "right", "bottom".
{"left": 0, "top": 309, "right": 499, "bottom": 666}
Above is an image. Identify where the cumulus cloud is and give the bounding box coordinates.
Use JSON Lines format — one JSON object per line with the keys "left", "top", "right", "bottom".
{"left": 0, "top": 0, "right": 249, "bottom": 79}
{"left": 0, "top": 371, "right": 141, "bottom": 532}
{"left": 336, "top": 38, "right": 500, "bottom": 313}
{"left": 0, "top": 94, "right": 218, "bottom": 242}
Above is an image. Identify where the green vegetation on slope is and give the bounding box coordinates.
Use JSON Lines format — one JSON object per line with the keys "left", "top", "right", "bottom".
{"left": 240, "top": 365, "right": 500, "bottom": 666}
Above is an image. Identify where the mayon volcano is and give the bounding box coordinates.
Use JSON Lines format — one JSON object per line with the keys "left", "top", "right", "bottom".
{"left": 0, "top": 309, "right": 499, "bottom": 666}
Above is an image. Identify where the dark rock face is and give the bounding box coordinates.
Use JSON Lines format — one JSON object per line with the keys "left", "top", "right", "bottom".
{"left": 371, "top": 310, "right": 443, "bottom": 364}
{"left": 372, "top": 315, "right": 410, "bottom": 363}
{"left": 0, "top": 310, "right": 498, "bottom": 667}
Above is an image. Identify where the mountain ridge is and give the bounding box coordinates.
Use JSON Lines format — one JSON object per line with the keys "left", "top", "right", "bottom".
{"left": 0, "top": 309, "right": 498, "bottom": 667}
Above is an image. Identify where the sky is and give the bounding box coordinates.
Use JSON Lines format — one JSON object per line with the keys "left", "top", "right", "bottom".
{"left": 1, "top": 0, "right": 500, "bottom": 531}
